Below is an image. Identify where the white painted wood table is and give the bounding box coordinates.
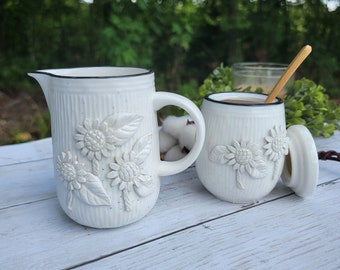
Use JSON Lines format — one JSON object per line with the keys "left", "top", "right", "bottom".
{"left": 1, "top": 131, "right": 340, "bottom": 270}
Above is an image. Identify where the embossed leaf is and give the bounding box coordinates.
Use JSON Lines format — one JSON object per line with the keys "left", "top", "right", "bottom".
{"left": 209, "top": 145, "right": 229, "bottom": 164}
{"left": 74, "top": 173, "right": 111, "bottom": 206}
{"left": 104, "top": 114, "right": 143, "bottom": 145}
{"left": 247, "top": 160, "right": 267, "bottom": 179}
{"left": 134, "top": 183, "right": 153, "bottom": 197}
{"left": 134, "top": 175, "right": 153, "bottom": 197}
{"left": 131, "top": 134, "right": 152, "bottom": 164}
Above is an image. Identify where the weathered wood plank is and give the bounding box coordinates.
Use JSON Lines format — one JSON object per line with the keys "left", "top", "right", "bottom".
{"left": 0, "top": 132, "right": 338, "bottom": 269}
{"left": 0, "top": 161, "right": 338, "bottom": 270}
{"left": 0, "top": 138, "right": 52, "bottom": 166}
{"left": 0, "top": 169, "right": 291, "bottom": 270}
{"left": 314, "top": 131, "right": 340, "bottom": 151}
{"left": 77, "top": 178, "right": 340, "bottom": 270}
{"left": 0, "top": 158, "right": 55, "bottom": 209}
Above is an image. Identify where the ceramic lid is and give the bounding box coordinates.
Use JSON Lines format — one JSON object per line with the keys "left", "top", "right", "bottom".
{"left": 281, "top": 125, "right": 319, "bottom": 197}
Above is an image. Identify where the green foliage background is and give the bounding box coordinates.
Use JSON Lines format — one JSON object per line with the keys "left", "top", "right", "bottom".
{"left": 197, "top": 64, "right": 340, "bottom": 137}
{"left": 1, "top": 0, "right": 340, "bottom": 95}
{"left": 0, "top": 0, "right": 339, "bottom": 142}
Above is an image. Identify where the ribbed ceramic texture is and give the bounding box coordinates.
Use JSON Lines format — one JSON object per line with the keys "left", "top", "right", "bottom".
{"left": 30, "top": 67, "right": 205, "bottom": 228}
{"left": 196, "top": 93, "right": 287, "bottom": 203}
{"left": 48, "top": 71, "right": 160, "bottom": 228}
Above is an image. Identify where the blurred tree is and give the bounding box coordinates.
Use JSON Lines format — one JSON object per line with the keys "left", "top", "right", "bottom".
{"left": 245, "top": 0, "right": 291, "bottom": 62}
{"left": 0, "top": 0, "right": 339, "bottom": 97}
{"left": 302, "top": 0, "right": 339, "bottom": 93}
{"left": 0, "top": 0, "right": 93, "bottom": 92}
{"left": 94, "top": 0, "right": 154, "bottom": 67}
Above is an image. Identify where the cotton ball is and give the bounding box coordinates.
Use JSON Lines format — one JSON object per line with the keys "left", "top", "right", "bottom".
{"left": 164, "top": 145, "right": 186, "bottom": 161}
{"left": 178, "top": 123, "right": 196, "bottom": 151}
{"left": 159, "top": 128, "right": 177, "bottom": 153}
{"left": 162, "top": 115, "right": 192, "bottom": 139}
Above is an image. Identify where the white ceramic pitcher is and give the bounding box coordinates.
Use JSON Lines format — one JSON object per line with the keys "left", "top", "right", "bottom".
{"left": 29, "top": 67, "right": 205, "bottom": 228}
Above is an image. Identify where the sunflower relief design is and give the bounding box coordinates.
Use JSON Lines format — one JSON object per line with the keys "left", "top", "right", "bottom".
{"left": 209, "top": 140, "right": 267, "bottom": 189}
{"left": 264, "top": 125, "right": 289, "bottom": 180}
{"left": 209, "top": 125, "right": 289, "bottom": 190}
{"left": 57, "top": 151, "right": 111, "bottom": 210}
{"left": 74, "top": 114, "right": 143, "bottom": 175}
{"left": 107, "top": 134, "right": 153, "bottom": 211}
{"left": 56, "top": 113, "right": 153, "bottom": 211}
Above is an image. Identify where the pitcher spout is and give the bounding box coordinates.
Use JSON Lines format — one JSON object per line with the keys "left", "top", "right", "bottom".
{"left": 28, "top": 71, "right": 52, "bottom": 109}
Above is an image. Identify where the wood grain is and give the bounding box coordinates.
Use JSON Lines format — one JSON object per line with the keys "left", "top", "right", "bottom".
{"left": 78, "top": 179, "right": 340, "bottom": 270}
{"left": 0, "top": 132, "right": 339, "bottom": 269}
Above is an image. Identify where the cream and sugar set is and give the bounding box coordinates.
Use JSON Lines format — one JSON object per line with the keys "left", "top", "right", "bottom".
{"left": 29, "top": 67, "right": 318, "bottom": 228}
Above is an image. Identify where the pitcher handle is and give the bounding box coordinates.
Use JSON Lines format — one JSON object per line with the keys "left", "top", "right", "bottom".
{"left": 154, "top": 92, "right": 205, "bottom": 176}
